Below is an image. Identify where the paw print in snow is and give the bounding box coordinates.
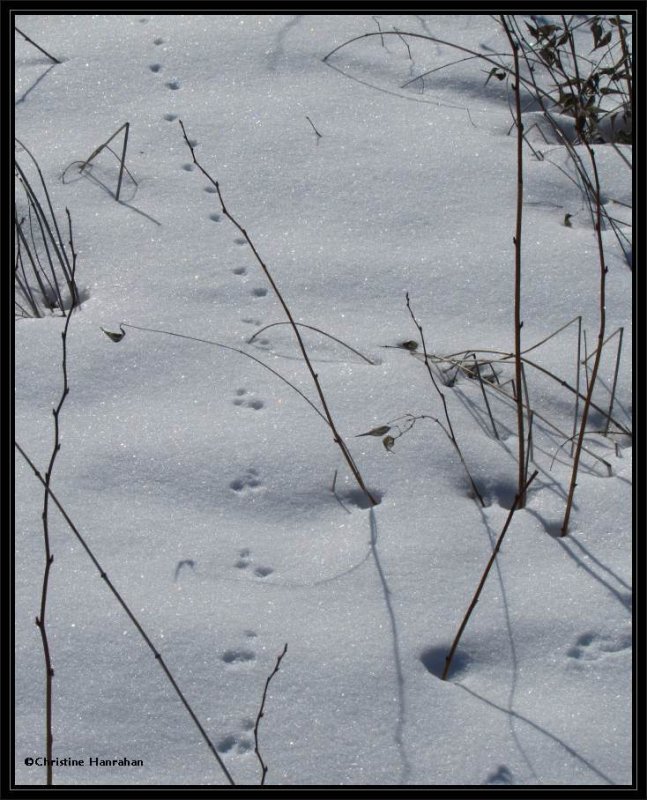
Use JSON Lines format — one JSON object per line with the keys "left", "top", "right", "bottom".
{"left": 232, "top": 388, "right": 264, "bottom": 410}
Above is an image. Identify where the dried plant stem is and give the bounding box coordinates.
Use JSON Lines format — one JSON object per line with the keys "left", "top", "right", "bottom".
{"left": 79, "top": 122, "right": 130, "bottom": 201}
{"left": 442, "top": 470, "right": 538, "bottom": 681}
{"left": 248, "top": 321, "right": 376, "bottom": 364}
{"left": 254, "top": 643, "right": 288, "bottom": 785}
{"left": 406, "top": 295, "right": 484, "bottom": 506}
{"left": 571, "top": 317, "right": 582, "bottom": 457}
{"left": 502, "top": 16, "right": 526, "bottom": 508}
{"left": 119, "top": 323, "right": 328, "bottom": 425}
{"left": 615, "top": 16, "right": 633, "bottom": 119}
{"left": 179, "top": 121, "right": 377, "bottom": 506}
{"left": 474, "top": 358, "right": 499, "bottom": 439}
{"left": 429, "top": 348, "right": 630, "bottom": 438}
{"left": 561, "top": 146, "right": 607, "bottom": 536}
{"left": 323, "top": 30, "right": 556, "bottom": 108}
{"left": 14, "top": 442, "right": 236, "bottom": 786}
{"left": 604, "top": 327, "right": 624, "bottom": 437}
{"left": 35, "top": 210, "right": 76, "bottom": 785}
{"left": 15, "top": 141, "right": 77, "bottom": 308}
{"left": 15, "top": 26, "right": 61, "bottom": 63}
{"left": 305, "top": 116, "right": 322, "bottom": 140}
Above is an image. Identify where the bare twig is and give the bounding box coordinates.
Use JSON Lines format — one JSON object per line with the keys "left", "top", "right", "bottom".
{"left": 15, "top": 26, "right": 61, "bottom": 64}
{"left": 571, "top": 316, "right": 582, "bottom": 457}
{"left": 561, "top": 144, "right": 607, "bottom": 536}
{"left": 305, "top": 116, "right": 322, "bottom": 141}
{"left": 79, "top": 123, "right": 131, "bottom": 201}
{"left": 442, "top": 470, "right": 538, "bottom": 680}
{"left": 474, "top": 357, "right": 499, "bottom": 439}
{"left": 116, "top": 322, "right": 328, "bottom": 425}
{"left": 34, "top": 209, "right": 76, "bottom": 785}
{"left": 14, "top": 443, "right": 236, "bottom": 786}
{"left": 405, "top": 294, "right": 484, "bottom": 506}
{"left": 179, "top": 120, "right": 377, "bottom": 506}
{"left": 254, "top": 643, "right": 288, "bottom": 785}
{"left": 248, "top": 321, "right": 376, "bottom": 365}
{"left": 604, "top": 327, "right": 624, "bottom": 437}
{"left": 502, "top": 15, "right": 526, "bottom": 508}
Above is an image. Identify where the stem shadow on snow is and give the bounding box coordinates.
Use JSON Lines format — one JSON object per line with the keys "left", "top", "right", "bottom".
{"left": 369, "top": 508, "right": 412, "bottom": 784}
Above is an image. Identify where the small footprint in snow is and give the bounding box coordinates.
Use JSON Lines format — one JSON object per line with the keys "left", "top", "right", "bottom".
{"left": 232, "top": 388, "right": 264, "bottom": 410}
{"left": 234, "top": 237, "right": 246, "bottom": 246}
{"left": 235, "top": 548, "right": 253, "bottom": 568}
{"left": 242, "top": 317, "right": 262, "bottom": 326}
{"left": 164, "top": 113, "right": 178, "bottom": 122}
{"left": 149, "top": 63, "right": 163, "bottom": 73}
{"left": 232, "top": 266, "right": 246, "bottom": 275}
{"left": 567, "top": 630, "right": 631, "bottom": 663}
{"left": 216, "top": 730, "right": 254, "bottom": 754}
{"left": 250, "top": 287, "right": 268, "bottom": 298}
{"left": 204, "top": 185, "right": 217, "bottom": 194}
{"left": 230, "top": 469, "right": 264, "bottom": 493}
{"left": 182, "top": 163, "right": 195, "bottom": 172}
{"left": 222, "top": 648, "right": 256, "bottom": 665}
{"left": 166, "top": 78, "right": 181, "bottom": 90}
{"left": 153, "top": 37, "right": 165, "bottom": 45}
{"left": 209, "top": 213, "right": 222, "bottom": 222}
{"left": 233, "top": 548, "right": 274, "bottom": 578}
{"left": 485, "top": 765, "right": 513, "bottom": 785}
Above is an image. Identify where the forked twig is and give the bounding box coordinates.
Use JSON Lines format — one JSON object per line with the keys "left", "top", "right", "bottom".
{"left": 254, "top": 643, "right": 288, "bottom": 785}
{"left": 79, "top": 123, "right": 131, "bottom": 202}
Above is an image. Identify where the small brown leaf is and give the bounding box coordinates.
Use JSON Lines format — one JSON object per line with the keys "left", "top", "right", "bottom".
{"left": 355, "top": 425, "right": 391, "bottom": 438}
{"left": 383, "top": 435, "right": 396, "bottom": 452}
{"left": 101, "top": 325, "right": 126, "bottom": 343}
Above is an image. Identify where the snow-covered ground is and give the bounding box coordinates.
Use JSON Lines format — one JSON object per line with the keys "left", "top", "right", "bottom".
{"left": 14, "top": 14, "right": 632, "bottom": 787}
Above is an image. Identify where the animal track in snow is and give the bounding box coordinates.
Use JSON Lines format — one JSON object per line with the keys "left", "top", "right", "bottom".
{"left": 232, "top": 388, "right": 264, "bottom": 410}
{"left": 242, "top": 317, "right": 262, "bottom": 326}
{"left": 234, "top": 237, "right": 246, "bottom": 246}
{"left": 232, "top": 266, "right": 246, "bottom": 275}
{"left": 216, "top": 733, "right": 253, "bottom": 754}
{"left": 204, "top": 185, "right": 217, "bottom": 194}
{"left": 209, "top": 213, "right": 221, "bottom": 222}
{"left": 230, "top": 468, "right": 264, "bottom": 493}
{"left": 181, "top": 163, "right": 195, "bottom": 172}
{"left": 567, "top": 630, "right": 631, "bottom": 662}
{"left": 485, "top": 765, "right": 513, "bottom": 785}
{"left": 222, "top": 648, "right": 256, "bottom": 665}
{"left": 149, "top": 63, "right": 162, "bottom": 73}
{"left": 153, "top": 37, "right": 165, "bottom": 45}
{"left": 163, "top": 113, "right": 178, "bottom": 122}
{"left": 233, "top": 548, "right": 274, "bottom": 579}
{"left": 250, "top": 287, "right": 268, "bottom": 298}
{"left": 166, "top": 78, "right": 181, "bottom": 90}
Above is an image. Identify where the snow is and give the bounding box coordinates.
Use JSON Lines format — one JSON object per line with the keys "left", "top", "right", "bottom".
{"left": 14, "top": 13, "right": 632, "bottom": 787}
